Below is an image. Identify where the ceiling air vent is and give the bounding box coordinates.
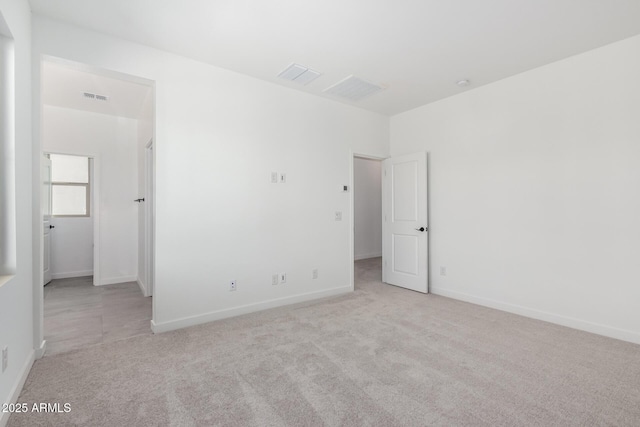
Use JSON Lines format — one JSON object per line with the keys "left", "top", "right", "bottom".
{"left": 277, "top": 63, "right": 321, "bottom": 85}
{"left": 82, "top": 91, "right": 109, "bottom": 102}
{"left": 324, "top": 75, "right": 384, "bottom": 101}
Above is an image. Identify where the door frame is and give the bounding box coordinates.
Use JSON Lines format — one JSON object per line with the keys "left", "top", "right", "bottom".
{"left": 33, "top": 55, "right": 156, "bottom": 358}
{"left": 144, "top": 139, "right": 154, "bottom": 298}
{"left": 42, "top": 153, "right": 52, "bottom": 286}
{"left": 348, "top": 150, "right": 387, "bottom": 289}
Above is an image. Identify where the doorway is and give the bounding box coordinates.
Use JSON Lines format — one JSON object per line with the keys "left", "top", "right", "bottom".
{"left": 352, "top": 155, "right": 384, "bottom": 287}
{"left": 43, "top": 153, "right": 95, "bottom": 285}
{"left": 354, "top": 157, "right": 383, "bottom": 261}
{"left": 37, "top": 58, "right": 156, "bottom": 356}
{"left": 350, "top": 152, "right": 429, "bottom": 294}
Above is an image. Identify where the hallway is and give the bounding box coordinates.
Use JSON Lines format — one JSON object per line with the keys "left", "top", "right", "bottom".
{"left": 44, "top": 277, "right": 151, "bottom": 355}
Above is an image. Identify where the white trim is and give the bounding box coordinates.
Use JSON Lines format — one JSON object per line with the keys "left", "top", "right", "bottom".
{"left": 151, "top": 285, "right": 352, "bottom": 334}
{"left": 42, "top": 55, "right": 155, "bottom": 88}
{"left": 353, "top": 153, "right": 387, "bottom": 161}
{"left": 51, "top": 270, "right": 93, "bottom": 280}
{"left": 42, "top": 149, "right": 98, "bottom": 160}
{"left": 431, "top": 286, "right": 640, "bottom": 345}
{"left": 136, "top": 278, "right": 147, "bottom": 296}
{"left": 98, "top": 275, "right": 138, "bottom": 286}
{"left": 0, "top": 350, "right": 35, "bottom": 427}
{"left": 34, "top": 340, "right": 46, "bottom": 360}
{"left": 354, "top": 252, "right": 382, "bottom": 261}
{"left": 91, "top": 158, "right": 100, "bottom": 287}
{"left": 32, "top": 56, "right": 45, "bottom": 361}
{"left": 144, "top": 139, "right": 154, "bottom": 298}
{"left": 348, "top": 150, "right": 355, "bottom": 290}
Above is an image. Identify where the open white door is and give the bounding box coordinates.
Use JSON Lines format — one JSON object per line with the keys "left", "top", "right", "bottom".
{"left": 42, "top": 154, "right": 52, "bottom": 286}
{"left": 382, "top": 152, "right": 428, "bottom": 293}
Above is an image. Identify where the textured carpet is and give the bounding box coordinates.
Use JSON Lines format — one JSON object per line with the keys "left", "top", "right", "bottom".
{"left": 9, "top": 258, "right": 640, "bottom": 426}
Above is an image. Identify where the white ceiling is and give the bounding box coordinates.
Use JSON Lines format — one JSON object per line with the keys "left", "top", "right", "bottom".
{"left": 42, "top": 61, "right": 153, "bottom": 119}
{"left": 30, "top": 0, "right": 640, "bottom": 116}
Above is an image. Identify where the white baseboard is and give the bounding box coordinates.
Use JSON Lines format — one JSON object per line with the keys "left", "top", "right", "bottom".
{"left": 0, "top": 350, "right": 35, "bottom": 427}
{"left": 431, "top": 286, "right": 640, "bottom": 345}
{"left": 354, "top": 253, "right": 382, "bottom": 261}
{"left": 151, "top": 285, "right": 352, "bottom": 334}
{"left": 98, "top": 275, "right": 137, "bottom": 286}
{"left": 51, "top": 270, "right": 93, "bottom": 280}
{"left": 34, "top": 340, "right": 46, "bottom": 360}
{"left": 136, "top": 278, "right": 150, "bottom": 297}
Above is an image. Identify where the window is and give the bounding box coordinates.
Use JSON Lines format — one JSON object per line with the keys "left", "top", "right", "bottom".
{"left": 50, "top": 154, "right": 91, "bottom": 217}
{"left": 0, "top": 21, "right": 16, "bottom": 285}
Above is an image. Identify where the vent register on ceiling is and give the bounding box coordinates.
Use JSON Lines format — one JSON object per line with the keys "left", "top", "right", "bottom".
{"left": 278, "top": 63, "right": 384, "bottom": 102}
{"left": 83, "top": 91, "right": 109, "bottom": 101}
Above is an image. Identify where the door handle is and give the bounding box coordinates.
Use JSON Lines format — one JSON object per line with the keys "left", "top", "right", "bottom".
{"left": 49, "top": 225, "right": 55, "bottom": 229}
{"left": 415, "top": 227, "right": 427, "bottom": 232}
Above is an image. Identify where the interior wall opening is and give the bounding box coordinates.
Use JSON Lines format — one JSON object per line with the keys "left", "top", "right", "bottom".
{"left": 43, "top": 153, "right": 94, "bottom": 285}
{"left": 353, "top": 156, "right": 383, "bottom": 285}
{"left": 38, "top": 57, "right": 155, "bottom": 356}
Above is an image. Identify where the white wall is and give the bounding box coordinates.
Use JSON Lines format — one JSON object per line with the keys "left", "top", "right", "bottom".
{"left": 0, "top": 0, "right": 32, "bottom": 424}
{"left": 391, "top": 35, "right": 640, "bottom": 344}
{"left": 354, "top": 157, "right": 382, "bottom": 260}
{"left": 32, "top": 16, "right": 389, "bottom": 332}
{"left": 42, "top": 105, "right": 139, "bottom": 285}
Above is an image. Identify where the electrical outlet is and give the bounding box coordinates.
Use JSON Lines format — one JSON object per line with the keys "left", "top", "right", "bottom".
{"left": 440, "top": 266, "right": 447, "bottom": 276}
{"left": 230, "top": 280, "right": 237, "bottom": 291}
{"left": 2, "top": 346, "right": 7, "bottom": 373}
{"left": 272, "top": 274, "right": 278, "bottom": 286}
{"left": 335, "top": 211, "right": 342, "bottom": 221}
{"left": 271, "top": 172, "right": 278, "bottom": 183}
{"left": 280, "top": 273, "right": 287, "bottom": 284}
{"left": 312, "top": 269, "right": 318, "bottom": 280}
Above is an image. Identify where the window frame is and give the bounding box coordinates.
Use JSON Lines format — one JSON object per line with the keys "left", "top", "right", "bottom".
{"left": 51, "top": 156, "right": 91, "bottom": 218}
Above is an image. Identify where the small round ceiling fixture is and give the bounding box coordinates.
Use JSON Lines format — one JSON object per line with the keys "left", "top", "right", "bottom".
{"left": 456, "top": 79, "right": 470, "bottom": 87}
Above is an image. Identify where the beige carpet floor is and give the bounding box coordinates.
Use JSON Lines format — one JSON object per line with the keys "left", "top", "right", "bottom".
{"left": 9, "top": 258, "right": 640, "bottom": 426}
